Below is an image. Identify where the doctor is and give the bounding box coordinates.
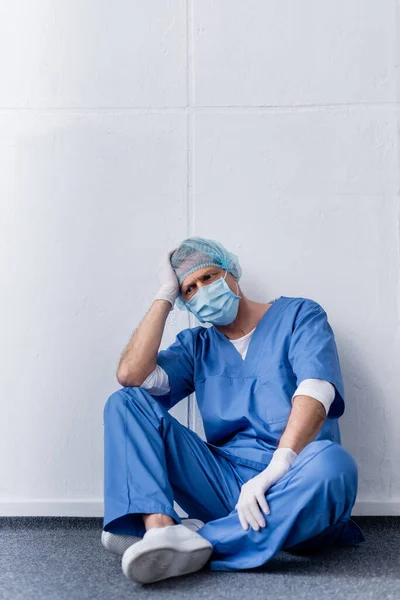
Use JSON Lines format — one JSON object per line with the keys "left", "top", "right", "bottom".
{"left": 102, "top": 236, "right": 365, "bottom": 585}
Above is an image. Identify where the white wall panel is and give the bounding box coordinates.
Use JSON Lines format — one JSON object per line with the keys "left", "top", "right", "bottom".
{"left": 0, "top": 111, "right": 188, "bottom": 501}
{"left": 193, "top": 0, "right": 397, "bottom": 106}
{"left": 0, "top": 0, "right": 187, "bottom": 108}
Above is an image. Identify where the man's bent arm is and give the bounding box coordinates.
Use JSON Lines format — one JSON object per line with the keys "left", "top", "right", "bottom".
{"left": 278, "top": 395, "right": 327, "bottom": 455}
{"left": 116, "top": 300, "right": 172, "bottom": 387}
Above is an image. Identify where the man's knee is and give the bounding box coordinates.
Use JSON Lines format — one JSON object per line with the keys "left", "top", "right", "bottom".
{"left": 103, "top": 388, "right": 123, "bottom": 422}
{"left": 305, "top": 440, "right": 358, "bottom": 487}
{"left": 103, "top": 385, "right": 165, "bottom": 423}
{"left": 103, "top": 386, "right": 141, "bottom": 420}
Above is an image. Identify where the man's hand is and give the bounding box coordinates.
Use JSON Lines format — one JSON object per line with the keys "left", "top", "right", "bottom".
{"left": 154, "top": 247, "right": 180, "bottom": 308}
{"left": 235, "top": 394, "right": 327, "bottom": 532}
{"left": 235, "top": 447, "right": 297, "bottom": 531}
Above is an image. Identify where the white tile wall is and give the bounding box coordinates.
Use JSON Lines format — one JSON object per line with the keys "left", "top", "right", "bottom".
{"left": 0, "top": 0, "right": 398, "bottom": 516}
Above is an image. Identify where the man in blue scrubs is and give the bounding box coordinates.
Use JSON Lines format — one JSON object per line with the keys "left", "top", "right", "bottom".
{"left": 102, "top": 236, "right": 365, "bottom": 584}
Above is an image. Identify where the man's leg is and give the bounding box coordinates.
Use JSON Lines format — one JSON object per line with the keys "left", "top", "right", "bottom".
{"left": 103, "top": 386, "right": 242, "bottom": 538}
{"left": 196, "top": 439, "right": 365, "bottom": 571}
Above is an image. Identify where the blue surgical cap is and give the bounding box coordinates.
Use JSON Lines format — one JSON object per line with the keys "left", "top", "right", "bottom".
{"left": 170, "top": 236, "right": 242, "bottom": 310}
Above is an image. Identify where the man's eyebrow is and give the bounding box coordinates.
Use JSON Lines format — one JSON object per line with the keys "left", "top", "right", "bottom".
{"left": 183, "top": 270, "right": 216, "bottom": 291}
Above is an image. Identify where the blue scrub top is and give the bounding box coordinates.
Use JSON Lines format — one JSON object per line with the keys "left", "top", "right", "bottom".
{"left": 155, "top": 296, "right": 345, "bottom": 469}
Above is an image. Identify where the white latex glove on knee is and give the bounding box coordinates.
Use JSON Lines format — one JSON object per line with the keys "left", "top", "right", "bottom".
{"left": 153, "top": 247, "right": 180, "bottom": 309}
{"left": 235, "top": 447, "right": 298, "bottom": 532}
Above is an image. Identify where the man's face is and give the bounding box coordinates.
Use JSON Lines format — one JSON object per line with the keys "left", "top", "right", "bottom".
{"left": 180, "top": 266, "right": 238, "bottom": 303}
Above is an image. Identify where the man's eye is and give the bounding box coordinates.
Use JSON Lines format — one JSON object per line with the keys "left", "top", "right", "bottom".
{"left": 185, "top": 274, "right": 214, "bottom": 295}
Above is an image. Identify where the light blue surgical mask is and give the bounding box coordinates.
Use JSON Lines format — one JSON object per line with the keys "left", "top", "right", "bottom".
{"left": 184, "top": 270, "right": 242, "bottom": 325}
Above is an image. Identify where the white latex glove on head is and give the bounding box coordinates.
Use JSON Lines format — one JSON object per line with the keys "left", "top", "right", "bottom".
{"left": 235, "top": 447, "right": 298, "bottom": 532}
{"left": 154, "top": 247, "right": 180, "bottom": 309}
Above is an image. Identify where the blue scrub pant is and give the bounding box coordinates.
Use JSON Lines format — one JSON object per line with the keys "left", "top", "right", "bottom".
{"left": 103, "top": 386, "right": 365, "bottom": 571}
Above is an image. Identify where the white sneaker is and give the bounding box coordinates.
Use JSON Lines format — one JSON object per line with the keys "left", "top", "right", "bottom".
{"left": 121, "top": 523, "right": 213, "bottom": 584}
{"left": 101, "top": 518, "right": 205, "bottom": 556}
